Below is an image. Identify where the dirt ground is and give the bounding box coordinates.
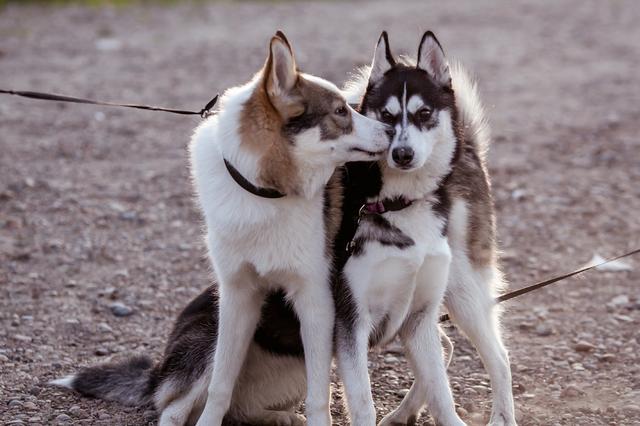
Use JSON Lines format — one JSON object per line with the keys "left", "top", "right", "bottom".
{"left": 1, "top": 0, "right": 639, "bottom": 425}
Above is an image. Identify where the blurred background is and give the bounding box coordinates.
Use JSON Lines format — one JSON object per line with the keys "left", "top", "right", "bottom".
{"left": 1, "top": 1, "right": 639, "bottom": 425}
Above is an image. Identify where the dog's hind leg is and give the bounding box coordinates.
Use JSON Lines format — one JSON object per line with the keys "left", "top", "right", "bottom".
{"left": 445, "top": 262, "right": 516, "bottom": 426}
{"left": 228, "top": 344, "right": 307, "bottom": 426}
{"left": 157, "top": 373, "right": 209, "bottom": 426}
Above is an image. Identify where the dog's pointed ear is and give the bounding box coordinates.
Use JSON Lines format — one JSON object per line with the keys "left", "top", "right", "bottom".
{"left": 417, "top": 31, "right": 451, "bottom": 87}
{"left": 266, "top": 31, "right": 298, "bottom": 99}
{"left": 369, "top": 31, "right": 395, "bottom": 83}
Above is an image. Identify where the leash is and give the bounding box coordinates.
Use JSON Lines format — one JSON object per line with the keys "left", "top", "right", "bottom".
{"left": 1, "top": 87, "right": 288, "bottom": 199}
{"left": 3, "top": 88, "right": 637, "bottom": 293}
{"left": 0, "top": 89, "right": 219, "bottom": 118}
{"left": 439, "top": 248, "right": 640, "bottom": 323}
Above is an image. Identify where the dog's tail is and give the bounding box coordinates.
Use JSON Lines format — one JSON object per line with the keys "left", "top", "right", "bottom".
{"left": 49, "top": 355, "right": 157, "bottom": 407}
{"left": 450, "top": 61, "right": 492, "bottom": 161}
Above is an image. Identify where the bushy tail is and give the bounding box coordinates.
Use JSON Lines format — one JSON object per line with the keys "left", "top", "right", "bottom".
{"left": 450, "top": 61, "right": 492, "bottom": 161}
{"left": 50, "top": 355, "right": 156, "bottom": 407}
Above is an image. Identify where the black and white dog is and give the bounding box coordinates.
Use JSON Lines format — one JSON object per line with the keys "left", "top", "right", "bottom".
{"left": 51, "top": 31, "right": 516, "bottom": 426}
{"left": 334, "top": 31, "right": 516, "bottom": 425}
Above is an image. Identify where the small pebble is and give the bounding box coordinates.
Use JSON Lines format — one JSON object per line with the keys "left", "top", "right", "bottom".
{"left": 535, "top": 324, "right": 553, "bottom": 336}
{"left": 55, "top": 413, "right": 72, "bottom": 423}
{"left": 574, "top": 341, "right": 595, "bottom": 352}
{"left": 13, "top": 334, "right": 33, "bottom": 343}
{"left": 624, "top": 405, "right": 640, "bottom": 415}
{"left": 109, "top": 302, "right": 134, "bottom": 317}
{"left": 142, "top": 410, "right": 156, "bottom": 421}
{"left": 598, "top": 353, "right": 616, "bottom": 362}
{"left": 9, "top": 399, "right": 23, "bottom": 408}
{"left": 69, "top": 405, "right": 83, "bottom": 416}
{"left": 457, "top": 406, "right": 469, "bottom": 417}
{"left": 98, "top": 322, "right": 113, "bottom": 333}
{"left": 396, "top": 388, "right": 409, "bottom": 397}
{"left": 609, "top": 295, "right": 629, "bottom": 306}
{"left": 561, "top": 384, "right": 583, "bottom": 398}
{"left": 23, "top": 401, "right": 37, "bottom": 410}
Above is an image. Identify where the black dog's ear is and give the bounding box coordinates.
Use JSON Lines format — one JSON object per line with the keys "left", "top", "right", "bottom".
{"left": 417, "top": 31, "right": 451, "bottom": 87}
{"left": 369, "top": 31, "right": 396, "bottom": 83}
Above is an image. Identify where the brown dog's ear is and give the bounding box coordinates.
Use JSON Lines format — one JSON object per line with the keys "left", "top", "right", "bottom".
{"left": 265, "top": 31, "right": 298, "bottom": 101}
{"left": 417, "top": 31, "right": 451, "bottom": 87}
{"left": 274, "top": 30, "right": 292, "bottom": 50}
{"left": 369, "top": 31, "right": 396, "bottom": 83}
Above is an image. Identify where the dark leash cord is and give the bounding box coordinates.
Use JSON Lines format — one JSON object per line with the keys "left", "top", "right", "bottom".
{"left": 0, "top": 89, "right": 219, "bottom": 118}
{"left": 1, "top": 88, "right": 637, "bottom": 320}
{"left": 439, "top": 248, "right": 640, "bottom": 323}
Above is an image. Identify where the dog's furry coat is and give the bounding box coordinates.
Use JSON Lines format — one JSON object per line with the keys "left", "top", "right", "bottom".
{"left": 51, "top": 31, "right": 516, "bottom": 426}
{"left": 51, "top": 32, "right": 390, "bottom": 426}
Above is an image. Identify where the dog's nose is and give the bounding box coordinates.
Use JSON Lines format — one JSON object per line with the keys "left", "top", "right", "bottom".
{"left": 392, "top": 147, "right": 414, "bottom": 166}
{"left": 385, "top": 126, "right": 396, "bottom": 138}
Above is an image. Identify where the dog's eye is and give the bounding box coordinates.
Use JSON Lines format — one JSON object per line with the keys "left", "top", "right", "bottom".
{"left": 417, "top": 108, "right": 432, "bottom": 121}
{"left": 334, "top": 106, "right": 348, "bottom": 117}
{"left": 380, "top": 109, "right": 394, "bottom": 123}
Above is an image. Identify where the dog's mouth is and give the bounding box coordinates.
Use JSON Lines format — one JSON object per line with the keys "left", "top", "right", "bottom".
{"left": 396, "top": 164, "right": 415, "bottom": 171}
{"left": 350, "top": 147, "right": 387, "bottom": 157}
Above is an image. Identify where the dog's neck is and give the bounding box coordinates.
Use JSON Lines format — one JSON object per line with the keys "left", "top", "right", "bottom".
{"left": 377, "top": 163, "right": 447, "bottom": 201}
{"left": 219, "top": 79, "right": 332, "bottom": 201}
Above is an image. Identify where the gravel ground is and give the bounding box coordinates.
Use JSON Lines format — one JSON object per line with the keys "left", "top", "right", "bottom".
{"left": 1, "top": 1, "right": 639, "bottom": 425}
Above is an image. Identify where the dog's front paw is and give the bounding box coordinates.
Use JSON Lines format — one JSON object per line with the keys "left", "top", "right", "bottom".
{"left": 303, "top": 409, "right": 330, "bottom": 426}
{"left": 378, "top": 412, "right": 418, "bottom": 426}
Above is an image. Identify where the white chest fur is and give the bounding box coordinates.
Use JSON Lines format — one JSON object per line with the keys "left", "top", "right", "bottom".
{"left": 190, "top": 116, "right": 328, "bottom": 288}
{"left": 344, "top": 202, "right": 448, "bottom": 343}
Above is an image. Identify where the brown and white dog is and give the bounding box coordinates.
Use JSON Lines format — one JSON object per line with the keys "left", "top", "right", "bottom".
{"left": 51, "top": 31, "right": 390, "bottom": 426}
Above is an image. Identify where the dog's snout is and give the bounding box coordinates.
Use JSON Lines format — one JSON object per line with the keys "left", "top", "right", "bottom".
{"left": 385, "top": 126, "right": 396, "bottom": 138}
{"left": 392, "top": 146, "right": 414, "bottom": 166}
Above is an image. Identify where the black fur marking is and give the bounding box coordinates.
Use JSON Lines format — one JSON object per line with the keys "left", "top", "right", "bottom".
{"left": 399, "top": 307, "right": 427, "bottom": 340}
{"left": 333, "top": 272, "right": 359, "bottom": 354}
{"left": 331, "top": 162, "right": 384, "bottom": 344}
{"left": 283, "top": 106, "right": 350, "bottom": 141}
{"left": 253, "top": 290, "right": 304, "bottom": 357}
{"left": 349, "top": 213, "right": 415, "bottom": 257}
{"left": 410, "top": 108, "right": 439, "bottom": 131}
{"left": 282, "top": 105, "right": 323, "bottom": 136}
{"left": 368, "top": 314, "right": 389, "bottom": 348}
{"left": 362, "top": 63, "right": 455, "bottom": 128}
{"left": 156, "top": 286, "right": 304, "bottom": 399}
{"left": 154, "top": 287, "right": 219, "bottom": 390}
{"left": 432, "top": 178, "right": 451, "bottom": 236}
{"left": 332, "top": 162, "right": 384, "bottom": 269}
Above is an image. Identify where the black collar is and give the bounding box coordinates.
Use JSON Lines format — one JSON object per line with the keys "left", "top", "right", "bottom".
{"left": 224, "top": 159, "right": 286, "bottom": 199}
